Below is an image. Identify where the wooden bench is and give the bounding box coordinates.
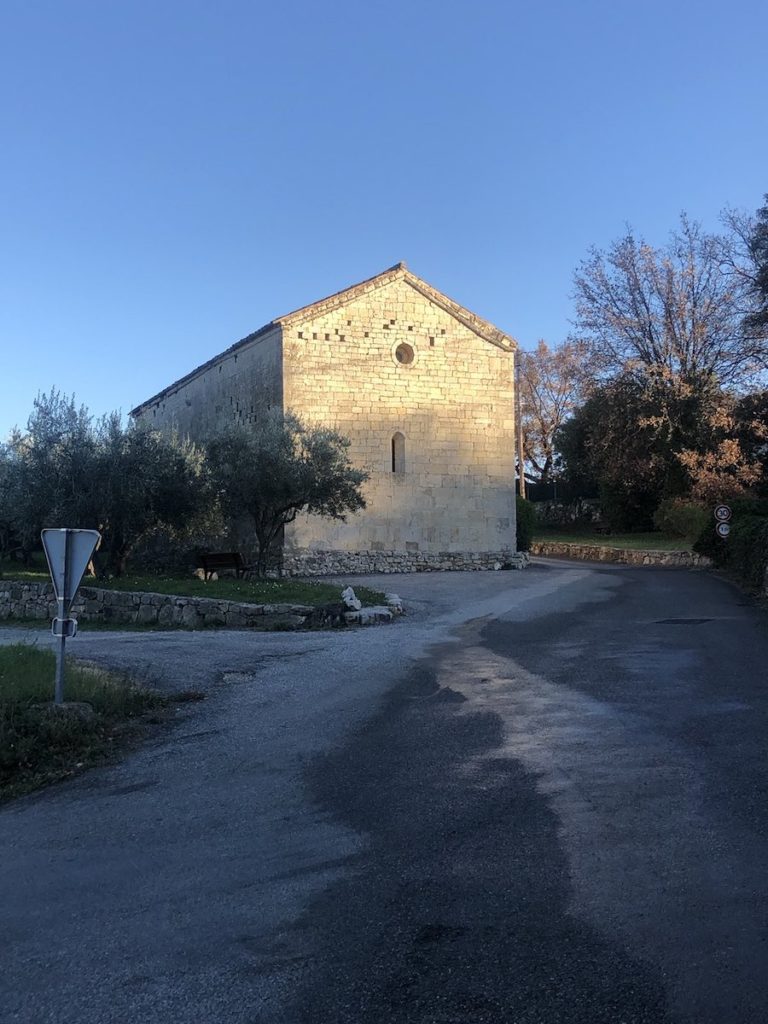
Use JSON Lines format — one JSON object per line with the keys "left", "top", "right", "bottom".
{"left": 200, "top": 552, "right": 248, "bottom": 581}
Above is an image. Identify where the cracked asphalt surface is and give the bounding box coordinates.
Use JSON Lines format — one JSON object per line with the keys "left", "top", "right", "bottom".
{"left": 2, "top": 560, "right": 768, "bottom": 1022}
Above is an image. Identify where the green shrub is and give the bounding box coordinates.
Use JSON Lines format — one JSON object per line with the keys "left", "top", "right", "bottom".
{"left": 692, "top": 521, "right": 724, "bottom": 562}
{"left": 726, "top": 516, "right": 768, "bottom": 588}
{"left": 653, "top": 498, "right": 710, "bottom": 539}
{"left": 725, "top": 497, "right": 768, "bottom": 518}
{"left": 598, "top": 484, "right": 658, "bottom": 532}
{"left": 693, "top": 507, "right": 768, "bottom": 588}
{"left": 516, "top": 496, "right": 535, "bottom": 552}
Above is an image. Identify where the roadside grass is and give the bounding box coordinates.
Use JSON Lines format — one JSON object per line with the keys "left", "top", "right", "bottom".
{"left": 0, "top": 558, "right": 47, "bottom": 581}
{"left": 0, "top": 644, "right": 193, "bottom": 800}
{"left": 0, "top": 558, "right": 386, "bottom": 607}
{"left": 532, "top": 530, "right": 693, "bottom": 551}
{"left": 94, "top": 575, "right": 388, "bottom": 607}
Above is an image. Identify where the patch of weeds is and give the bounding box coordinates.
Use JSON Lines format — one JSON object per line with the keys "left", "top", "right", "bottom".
{"left": 0, "top": 644, "right": 171, "bottom": 800}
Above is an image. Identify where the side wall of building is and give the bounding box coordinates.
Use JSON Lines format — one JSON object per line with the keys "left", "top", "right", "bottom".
{"left": 282, "top": 277, "right": 517, "bottom": 568}
{"left": 132, "top": 327, "right": 283, "bottom": 442}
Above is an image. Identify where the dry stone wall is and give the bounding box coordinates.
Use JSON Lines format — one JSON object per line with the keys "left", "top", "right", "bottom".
{"left": 0, "top": 582, "right": 312, "bottom": 629}
{"left": 529, "top": 541, "right": 711, "bottom": 567}
{"left": 282, "top": 549, "right": 529, "bottom": 575}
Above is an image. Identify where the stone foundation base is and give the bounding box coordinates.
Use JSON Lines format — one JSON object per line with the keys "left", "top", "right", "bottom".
{"left": 281, "top": 549, "right": 528, "bottom": 576}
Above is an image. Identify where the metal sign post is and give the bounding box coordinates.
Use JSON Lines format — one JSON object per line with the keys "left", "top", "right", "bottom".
{"left": 41, "top": 529, "right": 101, "bottom": 704}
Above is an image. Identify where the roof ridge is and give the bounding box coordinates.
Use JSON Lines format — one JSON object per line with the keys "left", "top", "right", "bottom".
{"left": 401, "top": 270, "right": 516, "bottom": 351}
{"left": 130, "top": 263, "right": 515, "bottom": 416}
{"left": 276, "top": 262, "right": 407, "bottom": 324}
{"left": 278, "top": 262, "right": 516, "bottom": 350}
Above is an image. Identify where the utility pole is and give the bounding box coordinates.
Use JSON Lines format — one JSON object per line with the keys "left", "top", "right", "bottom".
{"left": 515, "top": 354, "right": 526, "bottom": 498}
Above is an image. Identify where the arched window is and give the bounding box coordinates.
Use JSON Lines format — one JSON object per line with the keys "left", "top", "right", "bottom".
{"left": 392, "top": 432, "right": 405, "bottom": 474}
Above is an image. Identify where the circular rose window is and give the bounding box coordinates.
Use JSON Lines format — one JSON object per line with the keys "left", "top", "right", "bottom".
{"left": 394, "top": 343, "right": 415, "bottom": 365}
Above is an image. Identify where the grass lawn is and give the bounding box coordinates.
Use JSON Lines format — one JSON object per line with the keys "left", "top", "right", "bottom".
{"left": 0, "top": 643, "right": 195, "bottom": 799}
{"left": 0, "top": 558, "right": 386, "bottom": 607}
{"left": 532, "top": 530, "right": 693, "bottom": 551}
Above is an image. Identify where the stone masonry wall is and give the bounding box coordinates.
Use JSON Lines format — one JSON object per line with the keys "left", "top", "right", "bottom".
{"left": 133, "top": 326, "right": 282, "bottom": 441}
{"left": 282, "top": 549, "right": 529, "bottom": 576}
{"left": 282, "top": 275, "right": 517, "bottom": 557}
{"left": 0, "top": 582, "right": 312, "bottom": 629}
{"left": 529, "top": 541, "right": 711, "bottom": 567}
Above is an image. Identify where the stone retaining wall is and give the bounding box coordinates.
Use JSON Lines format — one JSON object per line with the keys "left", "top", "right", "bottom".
{"left": 0, "top": 581, "right": 313, "bottom": 629}
{"left": 282, "top": 549, "right": 529, "bottom": 575}
{"left": 529, "top": 541, "right": 711, "bottom": 568}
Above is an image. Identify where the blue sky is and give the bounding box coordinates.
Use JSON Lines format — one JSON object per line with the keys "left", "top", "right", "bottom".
{"left": 2, "top": 0, "right": 766, "bottom": 438}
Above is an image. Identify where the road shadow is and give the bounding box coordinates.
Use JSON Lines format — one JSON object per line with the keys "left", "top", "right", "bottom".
{"left": 274, "top": 650, "right": 676, "bottom": 1023}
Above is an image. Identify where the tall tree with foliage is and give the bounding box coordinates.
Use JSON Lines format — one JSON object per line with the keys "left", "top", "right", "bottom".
{"left": 518, "top": 339, "right": 588, "bottom": 484}
{"left": 86, "top": 414, "right": 213, "bottom": 576}
{"left": 0, "top": 442, "right": 22, "bottom": 559}
{"left": 207, "top": 413, "right": 368, "bottom": 576}
{"left": 556, "top": 370, "right": 760, "bottom": 529}
{"left": 3, "top": 390, "right": 212, "bottom": 576}
{"left": 572, "top": 214, "right": 765, "bottom": 389}
{"left": 746, "top": 196, "right": 768, "bottom": 337}
{"left": 4, "top": 391, "right": 96, "bottom": 556}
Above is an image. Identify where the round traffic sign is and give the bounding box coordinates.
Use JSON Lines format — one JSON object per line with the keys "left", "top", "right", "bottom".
{"left": 714, "top": 504, "right": 732, "bottom": 522}
{"left": 716, "top": 522, "right": 731, "bottom": 538}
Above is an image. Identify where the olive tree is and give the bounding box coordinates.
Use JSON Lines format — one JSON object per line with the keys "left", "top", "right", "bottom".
{"left": 4, "top": 390, "right": 212, "bottom": 576}
{"left": 206, "top": 413, "right": 368, "bottom": 576}
{"left": 0, "top": 442, "right": 23, "bottom": 560}
{"left": 85, "top": 414, "right": 213, "bottom": 576}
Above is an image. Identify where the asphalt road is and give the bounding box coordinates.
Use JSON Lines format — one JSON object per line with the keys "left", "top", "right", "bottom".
{"left": 2, "top": 561, "right": 767, "bottom": 1023}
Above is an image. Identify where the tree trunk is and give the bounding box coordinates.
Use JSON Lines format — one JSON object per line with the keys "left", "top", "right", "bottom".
{"left": 253, "top": 527, "right": 271, "bottom": 578}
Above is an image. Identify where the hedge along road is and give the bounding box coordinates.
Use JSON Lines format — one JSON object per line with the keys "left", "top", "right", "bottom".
{"left": 2, "top": 560, "right": 768, "bottom": 1023}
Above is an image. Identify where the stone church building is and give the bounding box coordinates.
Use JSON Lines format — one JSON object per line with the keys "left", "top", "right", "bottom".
{"left": 131, "top": 263, "right": 519, "bottom": 573}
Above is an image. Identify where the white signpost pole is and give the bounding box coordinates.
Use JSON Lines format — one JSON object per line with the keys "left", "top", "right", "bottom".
{"left": 41, "top": 528, "right": 101, "bottom": 706}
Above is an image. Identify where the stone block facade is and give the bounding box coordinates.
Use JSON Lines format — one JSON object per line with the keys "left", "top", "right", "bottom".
{"left": 138, "top": 326, "right": 283, "bottom": 439}
{"left": 132, "top": 264, "right": 518, "bottom": 573}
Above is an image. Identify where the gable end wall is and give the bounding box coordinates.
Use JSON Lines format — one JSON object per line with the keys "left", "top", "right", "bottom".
{"left": 282, "top": 276, "right": 517, "bottom": 565}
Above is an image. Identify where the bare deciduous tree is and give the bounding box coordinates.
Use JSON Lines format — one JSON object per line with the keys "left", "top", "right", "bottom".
{"left": 572, "top": 214, "right": 765, "bottom": 389}
{"left": 518, "top": 339, "right": 587, "bottom": 483}
{"left": 721, "top": 197, "right": 768, "bottom": 340}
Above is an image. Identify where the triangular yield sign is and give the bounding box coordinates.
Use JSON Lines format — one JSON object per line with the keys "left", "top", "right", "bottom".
{"left": 41, "top": 529, "right": 101, "bottom": 607}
